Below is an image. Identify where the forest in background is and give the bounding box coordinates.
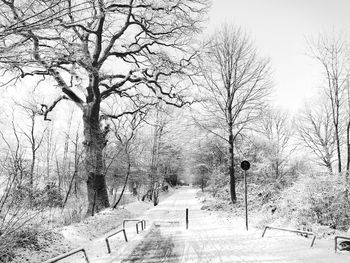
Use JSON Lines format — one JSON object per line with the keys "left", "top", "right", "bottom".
{"left": 0, "top": 0, "right": 349, "bottom": 261}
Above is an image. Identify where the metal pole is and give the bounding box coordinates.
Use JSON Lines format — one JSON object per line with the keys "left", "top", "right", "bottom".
{"left": 186, "top": 208, "right": 188, "bottom": 229}
{"left": 244, "top": 170, "right": 248, "bottom": 231}
{"left": 123, "top": 229, "right": 128, "bottom": 242}
{"left": 335, "top": 236, "right": 338, "bottom": 253}
{"left": 106, "top": 239, "right": 111, "bottom": 254}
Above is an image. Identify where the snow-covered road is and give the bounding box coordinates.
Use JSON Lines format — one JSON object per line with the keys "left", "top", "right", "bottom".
{"left": 103, "top": 187, "right": 349, "bottom": 263}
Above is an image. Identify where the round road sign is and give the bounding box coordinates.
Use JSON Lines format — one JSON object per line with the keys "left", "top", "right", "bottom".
{"left": 241, "top": 160, "right": 250, "bottom": 171}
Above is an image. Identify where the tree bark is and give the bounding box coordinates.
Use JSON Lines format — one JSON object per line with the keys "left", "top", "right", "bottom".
{"left": 228, "top": 130, "right": 237, "bottom": 204}
{"left": 201, "top": 176, "right": 204, "bottom": 192}
{"left": 326, "top": 160, "right": 333, "bottom": 173}
{"left": 346, "top": 121, "right": 350, "bottom": 182}
{"left": 275, "top": 160, "right": 279, "bottom": 179}
{"left": 345, "top": 121, "right": 350, "bottom": 204}
{"left": 132, "top": 182, "right": 138, "bottom": 196}
{"left": 56, "top": 157, "right": 61, "bottom": 195}
{"left": 83, "top": 103, "right": 110, "bottom": 216}
{"left": 335, "top": 123, "right": 342, "bottom": 173}
{"left": 29, "top": 114, "right": 35, "bottom": 195}
{"left": 227, "top": 88, "right": 237, "bottom": 204}
{"left": 113, "top": 163, "right": 131, "bottom": 209}
{"left": 153, "top": 182, "right": 159, "bottom": 206}
{"left": 63, "top": 171, "right": 77, "bottom": 207}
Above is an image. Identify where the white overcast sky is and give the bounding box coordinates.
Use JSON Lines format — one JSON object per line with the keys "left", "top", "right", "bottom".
{"left": 207, "top": 0, "right": 350, "bottom": 112}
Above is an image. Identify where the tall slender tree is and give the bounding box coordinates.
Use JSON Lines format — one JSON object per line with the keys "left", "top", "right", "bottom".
{"left": 307, "top": 33, "right": 348, "bottom": 173}
{"left": 111, "top": 110, "right": 146, "bottom": 208}
{"left": 258, "top": 107, "right": 293, "bottom": 180}
{"left": 15, "top": 102, "right": 46, "bottom": 193}
{"left": 297, "top": 100, "right": 336, "bottom": 172}
{"left": 195, "top": 24, "right": 271, "bottom": 203}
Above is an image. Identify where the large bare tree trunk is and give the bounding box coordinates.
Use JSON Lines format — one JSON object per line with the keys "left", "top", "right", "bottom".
{"left": 228, "top": 122, "right": 237, "bottom": 204}
{"left": 83, "top": 104, "right": 110, "bottom": 216}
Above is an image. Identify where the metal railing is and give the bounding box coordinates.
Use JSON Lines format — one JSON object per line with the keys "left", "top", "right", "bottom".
{"left": 105, "top": 229, "right": 128, "bottom": 254}
{"left": 262, "top": 225, "right": 316, "bottom": 247}
{"left": 43, "top": 219, "right": 147, "bottom": 260}
{"left": 334, "top": 235, "right": 350, "bottom": 252}
{"left": 123, "top": 219, "right": 146, "bottom": 234}
{"left": 42, "top": 247, "right": 90, "bottom": 263}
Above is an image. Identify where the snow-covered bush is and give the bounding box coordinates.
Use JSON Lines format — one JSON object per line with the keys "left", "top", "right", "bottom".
{"left": 207, "top": 167, "right": 230, "bottom": 199}
{"left": 37, "top": 183, "right": 63, "bottom": 208}
{"left": 277, "top": 173, "right": 350, "bottom": 230}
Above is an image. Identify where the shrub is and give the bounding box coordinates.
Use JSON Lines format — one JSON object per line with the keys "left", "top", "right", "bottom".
{"left": 0, "top": 226, "right": 40, "bottom": 261}
{"left": 0, "top": 225, "right": 61, "bottom": 262}
{"left": 39, "top": 183, "right": 63, "bottom": 208}
{"left": 14, "top": 227, "right": 41, "bottom": 250}
{"left": 207, "top": 167, "right": 230, "bottom": 199}
{"left": 10, "top": 183, "right": 63, "bottom": 208}
{"left": 276, "top": 173, "right": 350, "bottom": 230}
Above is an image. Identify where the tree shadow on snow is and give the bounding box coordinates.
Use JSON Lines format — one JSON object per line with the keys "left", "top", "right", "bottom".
{"left": 122, "top": 224, "right": 183, "bottom": 262}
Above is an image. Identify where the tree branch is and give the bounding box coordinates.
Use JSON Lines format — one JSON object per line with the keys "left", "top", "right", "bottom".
{"left": 40, "top": 95, "right": 69, "bottom": 121}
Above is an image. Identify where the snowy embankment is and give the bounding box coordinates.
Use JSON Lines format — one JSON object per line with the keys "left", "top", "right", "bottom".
{"left": 197, "top": 190, "right": 350, "bottom": 243}
{"left": 13, "top": 199, "right": 156, "bottom": 262}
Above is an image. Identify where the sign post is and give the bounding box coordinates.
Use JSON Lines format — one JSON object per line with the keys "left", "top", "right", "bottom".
{"left": 186, "top": 208, "right": 189, "bottom": 229}
{"left": 240, "top": 160, "right": 250, "bottom": 231}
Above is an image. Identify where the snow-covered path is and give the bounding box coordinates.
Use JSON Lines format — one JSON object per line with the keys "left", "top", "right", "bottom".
{"left": 103, "top": 188, "right": 349, "bottom": 263}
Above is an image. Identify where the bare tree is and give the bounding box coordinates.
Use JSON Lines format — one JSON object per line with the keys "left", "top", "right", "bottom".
{"left": 307, "top": 32, "right": 348, "bottom": 173}
{"left": 346, "top": 78, "right": 350, "bottom": 182}
{"left": 195, "top": 24, "right": 271, "bottom": 203}
{"left": 148, "top": 104, "right": 168, "bottom": 205}
{"left": 258, "top": 107, "right": 294, "bottom": 180}
{"left": 0, "top": 116, "right": 27, "bottom": 188}
{"left": 62, "top": 127, "right": 83, "bottom": 207}
{"left": 111, "top": 110, "right": 147, "bottom": 208}
{"left": 54, "top": 110, "right": 75, "bottom": 196}
{"left": 15, "top": 102, "right": 46, "bottom": 193}
{"left": 0, "top": 0, "right": 209, "bottom": 215}
{"left": 43, "top": 121, "right": 56, "bottom": 182}
{"left": 297, "top": 101, "right": 336, "bottom": 172}
{"left": 0, "top": 115, "right": 45, "bottom": 259}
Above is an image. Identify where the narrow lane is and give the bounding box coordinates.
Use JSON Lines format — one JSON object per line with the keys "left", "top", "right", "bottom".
{"left": 113, "top": 188, "right": 350, "bottom": 263}
{"left": 120, "top": 189, "right": 186, "bottom": 263}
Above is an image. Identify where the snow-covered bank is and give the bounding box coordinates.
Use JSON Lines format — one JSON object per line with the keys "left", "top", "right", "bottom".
{"left": 12, "top": 197, "right": 159, "bottom": 262}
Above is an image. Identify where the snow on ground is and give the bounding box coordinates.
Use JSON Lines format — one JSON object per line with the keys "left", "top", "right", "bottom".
{"left": 12, "top": 193, "right": 159, "bottom": 263}
{"left": 105, "top": 188, "right": 350, "bottom": 263}
{"left": 13, "top": 187, "right": 350, "bottom": 262}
